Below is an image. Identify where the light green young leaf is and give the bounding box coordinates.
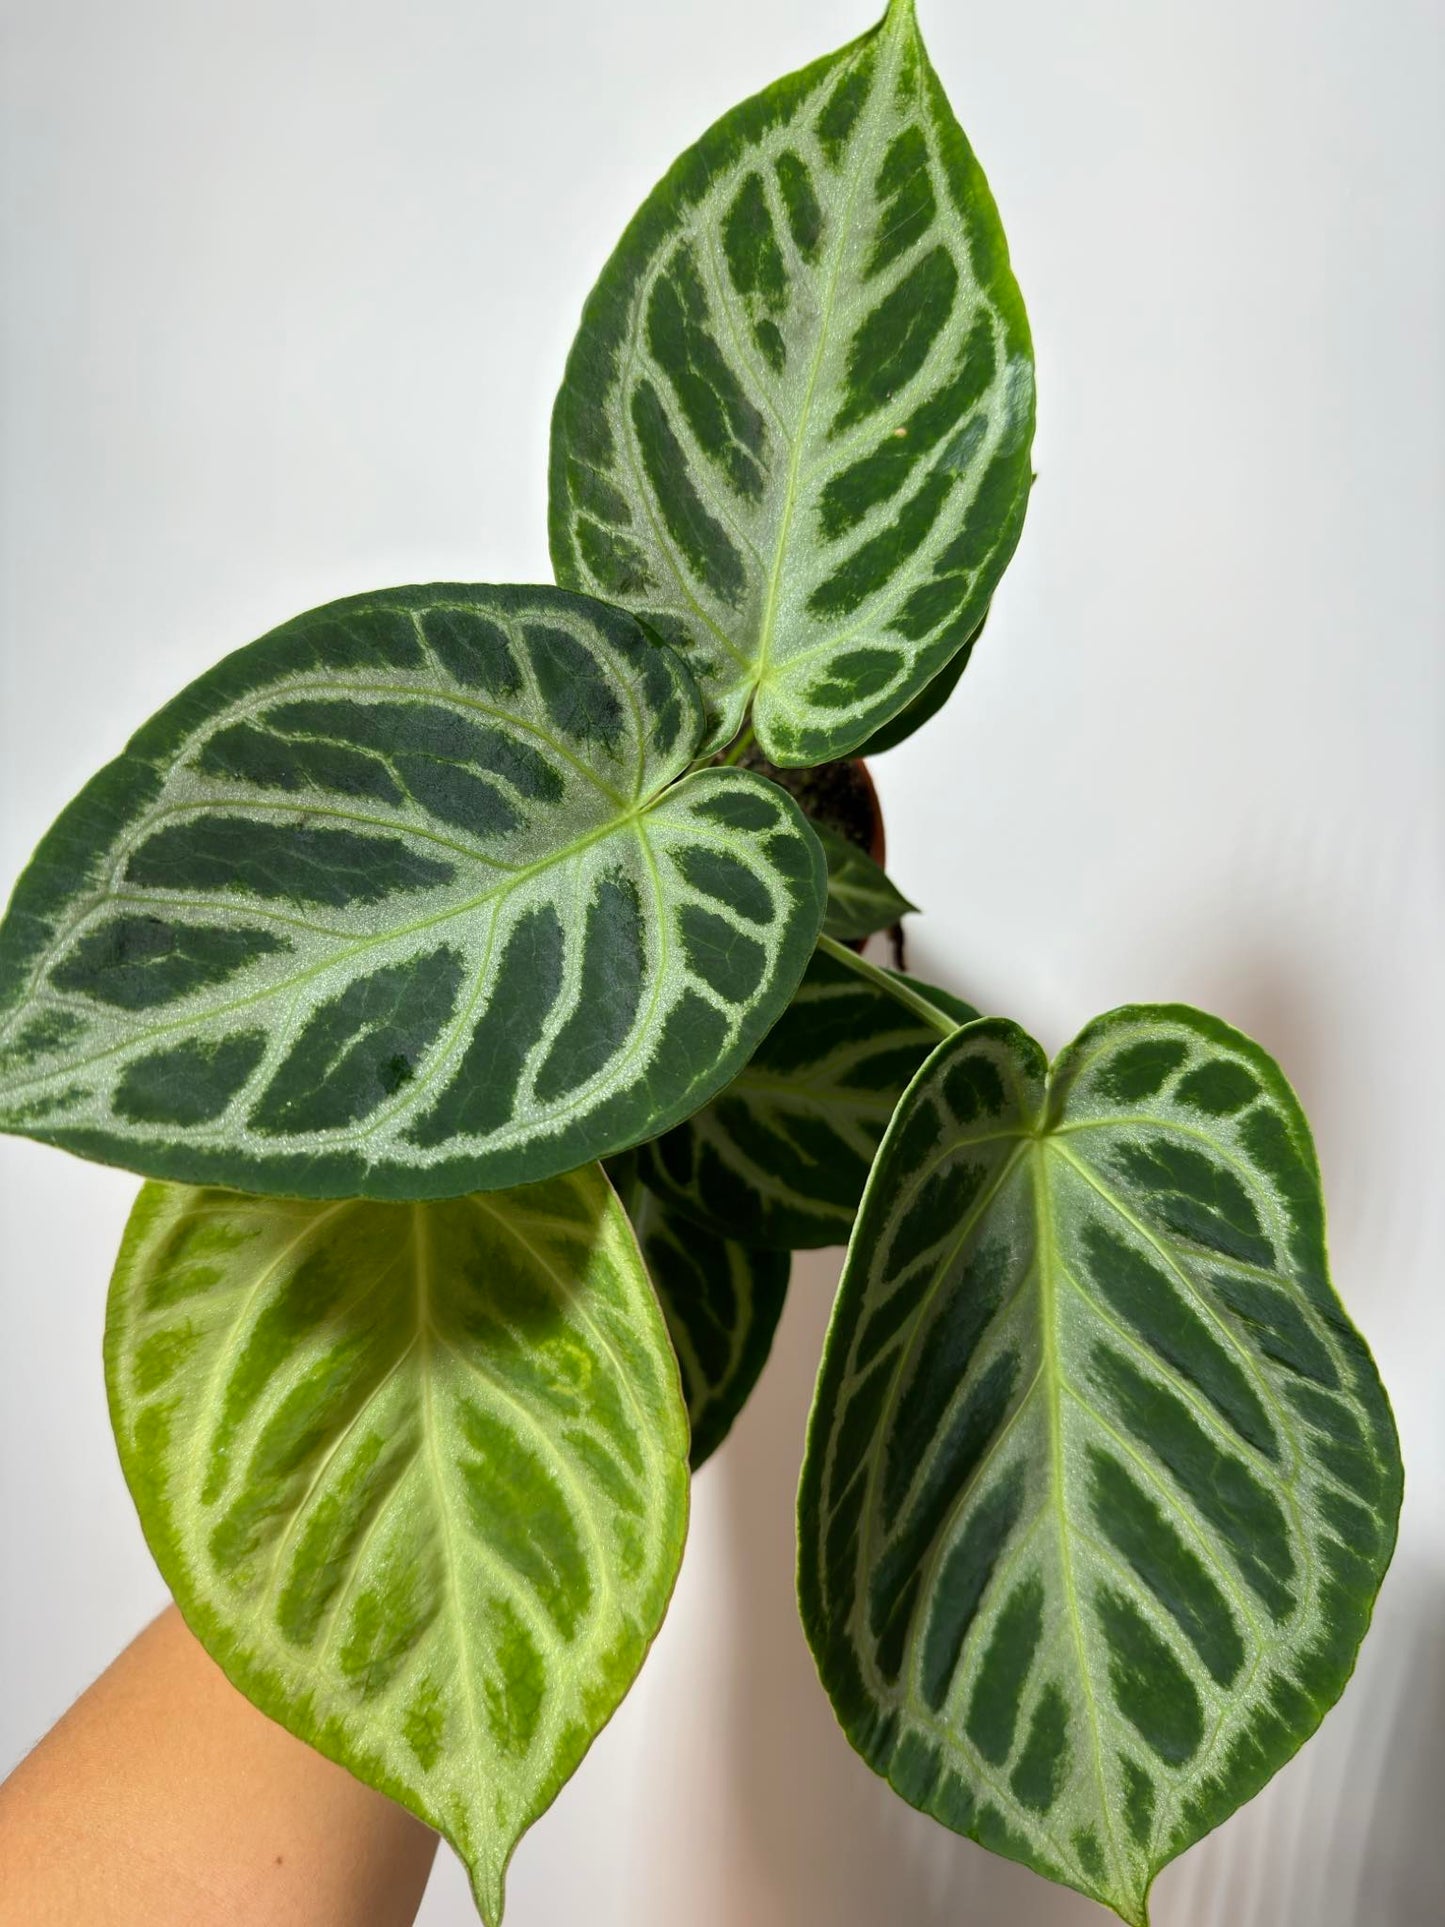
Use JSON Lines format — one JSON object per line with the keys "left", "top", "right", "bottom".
{"left": 106, "top": 1169, "right": 689, "bottom": 1927}
{"left": 637, "top": 944, "right": 974, "bottom": 1249}
{"left": 0, "top": 584, "right": 826, "bottom": 1199}
{"left": 618, "top": 1168, "right": 789, "bottom": 1469}
{"left": 549, "top": 0, "right": 1033, "bottom": 767}
{"left": 816, "top": 823, "right": 917, "bottom": 940}
{"left": 799, "top": 1007, "right": 1400, "bottom": 1925}
{"left": 850, "top": 608, "right": 986, "bottom": 756}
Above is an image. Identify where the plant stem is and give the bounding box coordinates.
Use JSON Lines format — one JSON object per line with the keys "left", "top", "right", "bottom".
{"left": 720, "top": 720, "right": 757, "bottom": 766}
{"left": 815, "top": 933, "right": 959, "bottom": 1039}
{"left": 686, "top": 718, "right": 756, "bottom": 778}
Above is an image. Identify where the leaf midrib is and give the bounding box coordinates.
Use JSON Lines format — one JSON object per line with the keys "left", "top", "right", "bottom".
{"left": 751, "top": 25, "right": 902, "bottom": 703}
{"left": 866, "top": 1123, "right": 1327, "bottom": 1908}
{"left": 877, "top": 1124, "right": 1300, "bottom": 1641}
{"left": 845, "top": 1121, "right": 1258, "bottom": 1908}
{"left": 1, "top": 621, "right": 696, "bottom": 1052}
{"left": 1030, "top": 1139, "right": 1129, "bottom": 1902}
{"left": 845, "top": 1137, "right": 1134, "bottom": 1904}
{"left": 3, "top": 797, "right": 655, "bottom": 1100}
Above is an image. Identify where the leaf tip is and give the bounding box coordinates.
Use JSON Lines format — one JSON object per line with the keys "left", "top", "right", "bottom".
{"left": 467, "top": 1857, "right": 507, "bottom": 1927}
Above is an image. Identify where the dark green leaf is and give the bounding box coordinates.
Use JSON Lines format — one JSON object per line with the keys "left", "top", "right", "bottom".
{"left": 549, "top": 0, "right": 1034, "bottom": 766}
{"left": 638, "top": 944, "right": 974, "bottom": 1248}
{"left": 817, "top": 824, "right": 917, "bottom": 940}
{"left": 799, "top": 1006, "right": 1401, "bottom": 1925}
{"left": 0, "top": 584, "right": 826, "bottom": 1198}
{"left": 105, "top": 1169, "right": 689, "bottom": 1926}
{"left": 730, "top": 749, "right": 885, "bottom": 858}
{"left": 850, "top": 608, "right": 985, "bottom": 755}
{"left": 617, "top": 1169, "right": 789, "bottom": 1468}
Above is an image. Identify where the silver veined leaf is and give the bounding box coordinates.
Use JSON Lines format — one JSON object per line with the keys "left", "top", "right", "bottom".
{"left": 850, "top": 608, "right": 986, "bottom": 756}
{"left": 817, "top": 823, "right": 917, "bottom": 941}
{"left": 798, "top": 1007, "right": 1401, "bottom": 1925}
{"left": 549, "top": 0, "right": 1033, "bottom": 767}
{"left": 105, "top": 1169, "right": 689, "bottom": 1927}
{"left": 637, "top": 944, "right": 975, "bottom": 1249}
{"left": 617, "top": 1166, "right": 789, "bottom": 1469}
{"left": 0, "top": 584, "right": 827, "bottom": 1198}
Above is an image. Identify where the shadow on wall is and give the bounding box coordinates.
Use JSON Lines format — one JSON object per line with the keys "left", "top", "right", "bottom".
{"left": 714, "top": 1262, "right": 1445, "bottom": 1927}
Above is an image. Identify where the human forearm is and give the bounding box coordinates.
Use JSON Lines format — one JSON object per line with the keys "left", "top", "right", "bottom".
{"left": 0, "top": 1606, "right": 438, "bottom": 1926}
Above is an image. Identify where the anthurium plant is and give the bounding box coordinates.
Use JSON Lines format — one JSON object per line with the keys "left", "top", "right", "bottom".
{"left": 0, "top": 4, "right": 1400, "bottom": 1923}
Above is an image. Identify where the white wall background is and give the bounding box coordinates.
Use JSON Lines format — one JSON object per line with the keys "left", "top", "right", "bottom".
{"left": 2, "top": 1, "right": 1441, "bottom": 1920}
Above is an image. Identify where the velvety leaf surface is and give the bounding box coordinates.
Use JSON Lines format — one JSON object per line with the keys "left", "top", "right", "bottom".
{"left": 549, "top": 0, "right": 1033, "bottom": 766}
{"left": 850, "top": 609, "right": 985, "bottom": 756}
{"left": 637, "top": 945, "right": 975, "bottom": 1249}
{"left": 798, "top": 1007, "right": 1401, "bottom": 1925}
{"left": 817, "top": 823, "right": 917, "bottom": 940}
{"left": 733, "top": 748, "right": 884, "bottom": 862}
{"left": 618, "top": 1168, "right": 789, "bottom": 1468}
{"left": 105, "top": 1170, "right": 689, "bottom": 1926}
{"left": 0, "top": 584, "right": 826, "bottom": 1198}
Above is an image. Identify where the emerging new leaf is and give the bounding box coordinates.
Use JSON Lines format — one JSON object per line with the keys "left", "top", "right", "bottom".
{"left": 816, "top": 823, "right": 917, "bottom": 941}
{"left": 0, "top": 585, "right": 826, "bottom": 1198}
{"left": 105, "top": 1170, "right": 689, "bottom": 1927}
{"left": 549, "top": 0, "right": 1033, "bottom": 766}
{"left": 799, "top": 1007, "right": 1401, "bottom": 1925}
{"left": 638, "top": 946, "right": 975, "bottom": 1248}
{"left": 618, "top": 1167, "right": 789, "bottom": 1468}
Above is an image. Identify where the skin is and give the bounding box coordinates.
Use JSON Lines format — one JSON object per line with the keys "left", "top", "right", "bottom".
{"left": 0, "top": 1606, "right": 439, "bottom": 1926}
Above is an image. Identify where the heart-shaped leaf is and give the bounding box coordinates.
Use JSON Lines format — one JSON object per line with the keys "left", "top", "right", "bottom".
{"left": 637, "top": 945, "right": 975, "bottom": 1249}
{"left": 617, "top": 1166, "right": 789, "bottom": 1468}
{"left": 0, "top": 585, "right": 826, "bottom": 1198}
{"left": 105, "top": 1169, "right": 689, "bottom": 1927}
{"left": 850, "top": 609, "right": 985, "bottom": 756}
{"left": 799, "top": 1007, "right": 1401, "bottom": 1926}
{"left": 549, "top": 0, "right": 1033, "bottom": 766}
{"left": 816, "top": 823, "right": 917, "bottom": 941}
